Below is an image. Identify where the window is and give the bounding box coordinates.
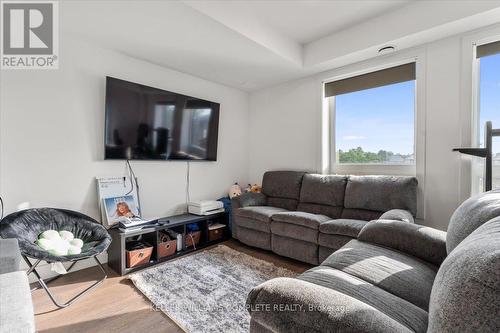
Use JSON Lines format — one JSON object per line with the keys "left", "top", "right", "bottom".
{"left": 474, "top": 40, "right": 500, "bottom": 191}
{"left": 325, "top": 63, "right": 416, "bottom": 167}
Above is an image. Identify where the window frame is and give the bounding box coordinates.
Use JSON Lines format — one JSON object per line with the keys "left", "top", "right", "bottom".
{"left": 460, "top": 27, "right": 500, "bottom": 198}
{"left": 471, "top": 36, "right": 500, "bottom": 194}
{"left": 328, "top": 76, "right": 417, "bottom": 170}
{"left": 321, "top": 59, "right": 424, "bottom": 176}
{"left": 319, "top": 52, "right": 427, "bottom": 219}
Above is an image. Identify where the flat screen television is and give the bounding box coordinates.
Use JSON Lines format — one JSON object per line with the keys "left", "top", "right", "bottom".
{"left": 105, "top": 77, "right": 220, "bottom": 161}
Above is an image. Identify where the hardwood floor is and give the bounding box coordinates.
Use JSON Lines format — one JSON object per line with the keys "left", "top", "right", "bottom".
{"left": 32, "top": 240, "right": 311, "bottom": 333}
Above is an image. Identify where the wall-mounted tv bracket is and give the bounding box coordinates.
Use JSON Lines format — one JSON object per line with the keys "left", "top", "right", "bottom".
{"left": 453, "top": 121, "right": 500, "bottom": 191}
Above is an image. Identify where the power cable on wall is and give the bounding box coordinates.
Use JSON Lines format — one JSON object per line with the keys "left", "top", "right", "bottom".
{"left": 186, "top": 161, "right": 191, "bottom": 212}
{"left": 0, "top": 196, "right": 4, "bottom": 220}
{"left": 125, "top": 160, "right": 142, "bottom": 215}
{"left": 124, "top": 162, "right": 135, "bottom": 196}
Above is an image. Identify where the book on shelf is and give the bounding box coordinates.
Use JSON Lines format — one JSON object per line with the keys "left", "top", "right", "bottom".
{"left": 103, "top": 195, "right": 141, "bottom": 228}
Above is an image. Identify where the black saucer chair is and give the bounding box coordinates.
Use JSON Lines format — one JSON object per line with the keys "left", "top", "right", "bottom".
{"left": 0, "top": 208, "right": 111, "bottom": 308}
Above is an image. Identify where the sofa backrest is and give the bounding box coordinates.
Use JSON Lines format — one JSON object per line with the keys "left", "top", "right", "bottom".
{"left": 427, "top": 215, "right": 500, "bottom": 332}
{"left": 261, "top": 171, "right": 306, "bottom": 210}
{"left": 342, "top": 175, "right": 417, "bottom": 220}
{"left": 446, "top": 189, "right": 500, "bottom": 253}
{"left": 260, "top": 171, "right": 418, "bottom": 220}
{"left": 297, "top": 174, "right": 347, "bottom": 218}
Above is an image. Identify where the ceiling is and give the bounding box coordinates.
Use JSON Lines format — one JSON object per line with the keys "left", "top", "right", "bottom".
{"left": 227, "top": 0, "right": 411, "bottom": 44}
{"left": 62, "top": 1, "right": 500, "bottom": 92}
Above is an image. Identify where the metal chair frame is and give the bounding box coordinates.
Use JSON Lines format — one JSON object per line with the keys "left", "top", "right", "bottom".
{"left": 23, "top": 255, "right": 107, "bottom": 308}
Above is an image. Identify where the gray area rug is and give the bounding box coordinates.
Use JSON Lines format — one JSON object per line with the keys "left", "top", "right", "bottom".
{"left": 129, "top": 244, "right": 297, "bottom": 333}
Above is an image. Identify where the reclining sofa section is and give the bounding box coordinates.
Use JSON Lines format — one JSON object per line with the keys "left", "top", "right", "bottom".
{"left": 232, "top": 171, "right": 417, "bottom": 265}
{"left": 246, "top": 189, "right": 500, "bottom": 333}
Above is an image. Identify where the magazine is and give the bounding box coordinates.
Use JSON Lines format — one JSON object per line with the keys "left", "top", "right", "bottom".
{"left": 96, "top": 176, "right": 141, "bottom": 228}
{"left": 103, "top": 195, "right": 140, "bottom": 227}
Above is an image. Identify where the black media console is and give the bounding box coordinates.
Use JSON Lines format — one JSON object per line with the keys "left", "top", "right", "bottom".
{"left": 108, "top": 212, "right": 229, "bottom": 276}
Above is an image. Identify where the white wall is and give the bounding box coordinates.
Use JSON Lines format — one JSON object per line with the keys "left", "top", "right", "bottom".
{"left": 248, "top": 29, "right": 498, "bottom": 231}
{"left": 422, "top": 37, "right": 462, "bottom": 230}
{"left": 0, "top": 35, "right": 249, "bottom": 276}
{"left": 0, "top": 38, "right": 249, "bottom": 218}
{"left": 248, "top": 77, "right": 320, "bottom": 178}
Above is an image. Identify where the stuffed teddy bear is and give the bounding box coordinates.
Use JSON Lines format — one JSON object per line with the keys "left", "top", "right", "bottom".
{"left": 229, "top": 183, "right": 242, "bottom": 198}
{"left": 250, "top": 184, "right": 262, "bottom": 193}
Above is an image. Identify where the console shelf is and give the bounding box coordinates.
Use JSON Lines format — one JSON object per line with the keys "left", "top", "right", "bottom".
{"left": 107, "top": 212, "right": 229, "bottom": 276}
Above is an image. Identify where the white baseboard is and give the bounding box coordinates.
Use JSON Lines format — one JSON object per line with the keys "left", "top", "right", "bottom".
{"left": 21, "top": 252, "right": 108, "bottom": 284}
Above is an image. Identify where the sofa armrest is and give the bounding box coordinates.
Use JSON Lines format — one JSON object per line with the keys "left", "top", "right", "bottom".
{"left": 358, "top": 220, "right": 447, "bottom": 266}
{"left": 379, "top": 209, "right": 414, "bottom": 223}
{"left": 231, "top": 192, "right": 267, "bottom": 209}
{"left": 0, "top": 238, "right": 21, "bottom": 274}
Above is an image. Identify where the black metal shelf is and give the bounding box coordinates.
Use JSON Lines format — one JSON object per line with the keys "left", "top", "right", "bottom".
{"left": 122, "top": 247, "right": 196, "bottom": 275}
{"left": 108, "top": 212, "right": 229, "bottom": 276}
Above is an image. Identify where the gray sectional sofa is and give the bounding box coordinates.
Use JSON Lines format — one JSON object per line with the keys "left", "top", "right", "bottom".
{"left": 232, "top": 171, "right": 417, "bottom": 264}
{"left": 246, "top": 189, "right": 500, "bottom": 332}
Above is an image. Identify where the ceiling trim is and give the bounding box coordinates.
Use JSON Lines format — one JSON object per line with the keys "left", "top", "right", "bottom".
{"left": 304, "top": 0, "right": 500, "bottom": 68}
{"left": 183, "top": 0, "right": 303, "bottom": 66}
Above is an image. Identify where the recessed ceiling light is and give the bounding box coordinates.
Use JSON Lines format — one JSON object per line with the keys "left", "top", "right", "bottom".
{"left": 378, "top": 45, "right": 396, "bottom": 54}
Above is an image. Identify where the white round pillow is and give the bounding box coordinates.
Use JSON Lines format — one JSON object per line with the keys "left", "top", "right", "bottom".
{"left": 59, "top": 230, "right": 74, "bottom": 241}
{"left": 36, "top": 238, "right": 55, "bottom": 251}
{"left": 68, "top": 245, "right": 82, "bottom": 255}
{"left": 70, "top": 238, "right": 84, "bottom": 248}
{"left": 40, "top": 230, "right": 60, "bottom": 240}
{"left": 49, "top": 245, "right": 68, "bottom": 256}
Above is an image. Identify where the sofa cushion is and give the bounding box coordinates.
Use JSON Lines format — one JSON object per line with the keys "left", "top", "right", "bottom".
{"left": 298, "top": 267, "right": 428, "bottom": 332}
{"left": 271, "top": 222, "right": 318, "bottom": 243}
{"left": 235, "top": 216, "right": 270, "bottom": 234}
{"left": 262, "top": 171, "right": 306, "bottom": 210}
{"left": 318, "top": 234, "right": 354, "bottom": 263}
{"left": 318, "top": 234, "right": 354, "bottom": 250}
{"left": 319, "top": 219, "right": 368, "bottom": 237}
{"left": 248, "top": 270, "right": 428, "bottom": 333}
{"left": 271, "top": 235, "right": 318, "bottom": 265}
{"left": 299, "top": 174, "right": 347, "bottom": 206}
{"left": 341, "top": 208, "right": 383, "bottom": 221}
{"left": 296, "top": 203, "right": 343, "bottom": 219}
{"left": 428, "top": 216, "right": 500, "bottom": 333}
{"left": 318, "top": 245, "right": 341, "bottom": 264}
{"left": 267, "top": 197, "right": 298, "bottom": 211}
{"left": 271, "top": 211, "right": 330, "bottom": 230}
{"left": 344, "top": 175, "right": 417, "bottom": 216}
{"left": 446, "top": 189, "right": 500, "bottom": 253}
{"left": 235, "top": 206, "right": 287, "bottom": 232}
{"left": 237, "top": 226, "right": 272, "bottom": 251}
{"left": 236, "top": 206, "right": 287, "bottom": 223}
{"left": 358, "top": 220, "right": 447, "bottom": 266}
{"left": 379, "top": 209, "right": 415, "bottom": 223}
{"left": 322, "top": 240, "right": 438, "bottom": 310}
{"left": 0, "top": 271, "right": 35, "bottom": 333}
{"left": 262, "top": 171, "right": 306, "bottom": 200}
